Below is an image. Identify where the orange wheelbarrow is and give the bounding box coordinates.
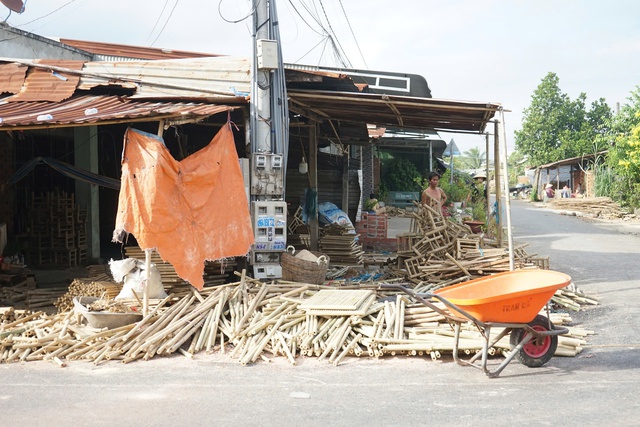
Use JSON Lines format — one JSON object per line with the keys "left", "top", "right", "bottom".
{"left": 382, "top": 269, "right": 572, "bottom": 378}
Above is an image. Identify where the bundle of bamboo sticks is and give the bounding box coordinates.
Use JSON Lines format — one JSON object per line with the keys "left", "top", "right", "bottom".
{"left": 0, "top": 276, "right": 597, "bottom": 367}
{"left": 54, "top": 279, "right": 122, "bottom": 313}
{"left": 547, "top": 197, "right": 628, "bottom": 219}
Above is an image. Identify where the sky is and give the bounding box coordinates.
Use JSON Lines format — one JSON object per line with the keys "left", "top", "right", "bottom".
{"left": 4, "top": 0, "right": 640, "bottom": 156}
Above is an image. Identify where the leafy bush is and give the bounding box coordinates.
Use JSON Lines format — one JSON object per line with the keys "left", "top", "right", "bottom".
{"left": 382, "top": 158, "right": 422, "bottom": 192}
{"left": 437, "top": 170, "right": 472, "bottom": 204}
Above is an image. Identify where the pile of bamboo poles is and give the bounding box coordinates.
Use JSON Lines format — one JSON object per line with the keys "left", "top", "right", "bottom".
{"left": 0, "top": 277, "right": 35, "bottom": 306}
{"left": 547, "top": 197, "right": 628, "bottom": 219}
{"left": 552, "top": 287, "right": 599, "bottom": 311}
{"left": 27, "top": 288, "right": 68, "bottom": 310}
{"left": 86, "top": 264, "right": 113, "bottom": 281}
{"left": 0, "top": 276, "right": 596, "bottom": 367}
{"left": 54, "top": 279, "right": 122, "bottom": 313}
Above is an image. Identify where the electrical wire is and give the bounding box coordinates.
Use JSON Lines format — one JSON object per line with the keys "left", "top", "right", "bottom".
{"left": 218, "top": 0, "right": 255, "bottom": 24}
{"left": 150, "top": 0, "right": 179, "bottom": 47}
{"left": 317, "top": 0, "right": 352, "bottom": 67}
{"left": 293, "top": 35, "right": 329, "bottom": 63}
{"left": 338, "top": 0, "right": 367, "bottom": 68}
{"left": 13, "top": 0, "right": 80, "bottom": 27}
{"left": 286, "top": 0, "right": 350, "bottom": 66}
{"left": 287, "top": 0, "right": 324, "bottom": 36}
{"left": 146, "top": 0, "right": 170, "bottom": 44}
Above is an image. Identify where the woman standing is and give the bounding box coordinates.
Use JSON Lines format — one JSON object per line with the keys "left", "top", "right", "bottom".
{"left": 421, "top": 171, "right": 447, "bottom": 215}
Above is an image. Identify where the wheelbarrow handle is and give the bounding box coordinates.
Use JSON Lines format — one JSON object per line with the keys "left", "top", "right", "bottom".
{"left": 379, "top": 284, "right": 482, "bottom": 325}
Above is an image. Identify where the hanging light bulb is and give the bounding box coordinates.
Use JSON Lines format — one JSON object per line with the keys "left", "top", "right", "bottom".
{"left": 298, "top": 159, "right": 308, "bottom": 174}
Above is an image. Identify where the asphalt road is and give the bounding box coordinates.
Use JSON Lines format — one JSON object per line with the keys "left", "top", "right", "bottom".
{"left": 1, "top": 200, "right": 640, "bottom": 427}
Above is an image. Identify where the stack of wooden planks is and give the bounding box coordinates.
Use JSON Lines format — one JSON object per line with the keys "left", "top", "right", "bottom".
{"left": 319, "top": 224, "right": 364, "bottom": 265}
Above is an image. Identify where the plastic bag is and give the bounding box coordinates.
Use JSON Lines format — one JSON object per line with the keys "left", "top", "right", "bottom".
{"left": 109, "top": 258, "right": 167, "bottom": 300}
{"left": 317, "top": 202, "right": 355, "bottom": 231}
{"left": 109, "top": 258, "right": 137, "bottom": 283}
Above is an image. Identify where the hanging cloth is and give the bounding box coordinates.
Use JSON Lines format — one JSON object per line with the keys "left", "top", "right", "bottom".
{"left": 113, "top": 123, "right": 254, "bottom": 290}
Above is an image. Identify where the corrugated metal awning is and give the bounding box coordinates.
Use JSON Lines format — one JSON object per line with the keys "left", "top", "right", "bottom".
{"left": 0, "top": 56, "right": 251, "bottom": 101}
{"left": 59, "top": 38, "right": 221, "bottom": 61}
{"left": 0, "top": 63, "right": 28, "bottom": 94}
{"left": 0, "top": 94, "right": 238, "bottom": 130}
{"left": 79, "top": 57, "right": 251, "bottom": 99}
{"left": 288, "top": 90, "right": 500, "bottom": 133}
{"left": 7, "top": 59, "right": 84, "bottom": 102}
{"left": 536, "top": 151, "right": 607, "bottom": 169}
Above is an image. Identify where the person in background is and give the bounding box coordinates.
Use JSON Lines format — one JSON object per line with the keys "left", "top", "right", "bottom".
{"left": 543, "top": 183, "right": 555, "bottom": 202}
{"left": 561, "top": 184, "right": 571, "bottom": 198}
{"left": 422, "top": 171, "right": 447, "bottom": 215}
{"left": 471, "top": 172, "right": 488, "bottom": 203}
{"left": 573, "top": 183, "right": 583, "bottom": 198}
{"left": 365, "top": 193, "right": 386, "bottom": 214}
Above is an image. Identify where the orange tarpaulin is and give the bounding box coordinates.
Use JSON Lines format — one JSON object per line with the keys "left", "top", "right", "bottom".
{"left": 113, "top": 123, "right": 254, "bottom": 290}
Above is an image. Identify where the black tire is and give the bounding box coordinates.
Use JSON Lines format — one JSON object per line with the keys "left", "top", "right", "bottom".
{"left": 509, "top": 314, "right": 558, "bottom": 368}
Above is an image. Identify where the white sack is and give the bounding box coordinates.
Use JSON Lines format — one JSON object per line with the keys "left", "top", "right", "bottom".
{"left": 109, "top": 258, "right": 167, "bottom": 300}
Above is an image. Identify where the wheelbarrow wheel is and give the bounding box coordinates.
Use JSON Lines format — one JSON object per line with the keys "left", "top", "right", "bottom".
{"left": 509, "top": 314, "right": 558, "bottom": 368}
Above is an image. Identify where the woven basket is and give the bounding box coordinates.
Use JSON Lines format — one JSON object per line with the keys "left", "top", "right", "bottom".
{"left": 281, "top": 249, "right": 329, "bottom": 285}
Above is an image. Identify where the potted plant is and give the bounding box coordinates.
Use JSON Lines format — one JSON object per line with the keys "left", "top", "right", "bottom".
{"left": 438, "top": 171, "right": 472, "bottom": 215}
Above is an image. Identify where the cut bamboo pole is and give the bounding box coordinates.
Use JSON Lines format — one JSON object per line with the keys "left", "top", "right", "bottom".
{"left": 334, "top": 333, "right": 363, "bottom": 366}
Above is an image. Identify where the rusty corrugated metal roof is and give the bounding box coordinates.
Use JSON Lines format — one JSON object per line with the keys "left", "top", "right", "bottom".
{"left": 0, "top": 56, "right": 498, "bottom": 136}
{"left": 288, "top": 90, "right": 500, "bottom": 133}
{"left": 59, "top": 38, "right": 221, "bottom": 61}
{"left": 0, "top": 56, "right": 252, "bottom": 101}
{"left": 79, "top": 57, "right": 251, "bottom": 99}
{"left": 7, "top": 59, "right": 84, "bottom": 102}
{"left": 0, "top": 62, "right": 27, "bottom": 94}
{"left": 0, "top": 94, "right": 238, "bottom": 130}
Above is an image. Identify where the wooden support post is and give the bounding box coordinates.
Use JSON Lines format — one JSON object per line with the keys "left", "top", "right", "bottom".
{"left": 309, "top": 123, "right": 319, "bottom": 251}
{"left": 342, "top": 145, "right": 350, "bottom": 216}
{"left": 144, "top": 249, "right": 151, "bottom": 317}
{"left": 493, "top": 121, "right": 502, "bottom": 246}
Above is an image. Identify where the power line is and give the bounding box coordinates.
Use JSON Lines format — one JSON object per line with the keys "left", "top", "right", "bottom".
{"left": 288, "top": 0, "right": 350, "bottom": 66}
{"left": 293, "top": 35, "right": 329, "bottom": 63}
{"left": 217, "top": 0, "right": 254, "bottom": 24}
{"left": 337, "top": 0, "right": 367, "bottom": 68}
{"left": 146, "top": 0, "right": 170, "bottom": 44}
{"left": 287, "top": 0, "right": 324, "bottom": 37}
{"left": 13, "top": 0, "right": 82, "bottom": 27}
{"left": 150, "top": 0, "right": 180, "bottom": 47}
{"left": 317, "top": 0, "right": 352, "bottom": 67}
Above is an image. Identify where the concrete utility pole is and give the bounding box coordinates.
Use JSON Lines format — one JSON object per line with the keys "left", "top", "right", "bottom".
{"left": 249, "top": 0, "right": 290, "bottom": 279}
{"left": 253, "top": 0, "right": 272, "bottom": 155}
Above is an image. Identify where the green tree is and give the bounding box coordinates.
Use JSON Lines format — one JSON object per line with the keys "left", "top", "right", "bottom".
{"left": 443, "top": 155, "right": 467, "bottom": 171}
{"left": 605, "top": 86, "right": 640, "bottom": 208}
{"left": 515, "top": 72, "right": 612, "bottom": 166}
{"left": 381, "top": 158, "right": 422, "bottom": 192}
{"left": 515, "top": 73, "right": 570, "bottom": 165}
{"left": 461, "top": 147, "right": 485, "bottom": 169}
{"left": 507, "top": 150, "right": 526, "bottom": 186}
{"left": 610, "top": 85, "right": 640, "bottom": 134}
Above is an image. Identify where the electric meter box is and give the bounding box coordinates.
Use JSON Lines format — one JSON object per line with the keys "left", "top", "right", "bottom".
{"left": 253, "top": 264, "right": 282, "bottom": 280}
{"left": 251, "top": 201, "right": 287, "bottom": 252}
{"left": 256, "top": 39, "right": 279, "bottom": 70}
{"left": 251, "top": 153, "right": 284, "bottom": 196}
